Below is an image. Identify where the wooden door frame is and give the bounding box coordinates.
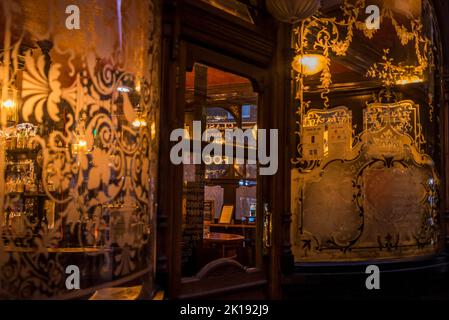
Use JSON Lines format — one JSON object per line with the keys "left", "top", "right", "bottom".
{"left": 432, "top": 0, "right": 449, "bottom": 254}
{"left": 159, "top": 39, "right": 271, "bottom": 299}
{"left": 156, "top": 0, "right": 292, "bottom": 299}
{"left": 156, "top": 0, "right": 449, "bottom": 300}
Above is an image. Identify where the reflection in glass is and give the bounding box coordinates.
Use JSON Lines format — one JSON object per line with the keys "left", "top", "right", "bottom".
{"left": 0, "top": 0, "right": 160, "bottom": 299}
{"left": 182, "top": 64, "right": 258, "bottom": 277}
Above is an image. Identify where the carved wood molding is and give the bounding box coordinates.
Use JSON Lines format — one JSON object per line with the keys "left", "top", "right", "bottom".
{"left": 180, "top": 0, "right": 276, "bottom": 67}
{"left": 192, "top": 258, "right": 250, "bottom": 280}
{"left": 179, "top": 258, "right": 266, "bottom": 299}
{"left": 433, "top": 0, "right": 449, "bottom": 69}
{"left": 443, "top": 72, "right": 449, "bottom": 102}
{"left": 185, "top": 42, "right": 270, "bottom": 93}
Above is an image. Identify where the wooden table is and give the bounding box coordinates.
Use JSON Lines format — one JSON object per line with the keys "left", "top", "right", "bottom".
{"left": 203, "top": 232, "right": 245, "bottom": 258}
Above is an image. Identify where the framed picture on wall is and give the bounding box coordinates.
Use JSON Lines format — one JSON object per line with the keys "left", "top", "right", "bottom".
{"left": 219, "top": 205, "right": 234, "bottom": 224}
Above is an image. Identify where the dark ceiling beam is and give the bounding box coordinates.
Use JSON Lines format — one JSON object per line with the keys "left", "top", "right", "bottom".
{"left": 180, "top": 0, "right": 276, "bottom": 68}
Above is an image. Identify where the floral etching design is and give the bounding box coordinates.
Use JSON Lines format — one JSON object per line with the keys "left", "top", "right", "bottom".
{"left": 0, "top": 0, "right": 160, "bottom": 298}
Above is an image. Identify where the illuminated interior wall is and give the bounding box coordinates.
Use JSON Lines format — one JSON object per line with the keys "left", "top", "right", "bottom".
{"left": 0, "top": 0, "right": 160, "bottom": 298}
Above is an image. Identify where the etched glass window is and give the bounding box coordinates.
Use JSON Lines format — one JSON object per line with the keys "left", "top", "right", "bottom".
{"left": 291, "top": 0, "right": 443, "bottom": 262}
{"left": 0, "top": 0, "right": 160, "bottom": 299}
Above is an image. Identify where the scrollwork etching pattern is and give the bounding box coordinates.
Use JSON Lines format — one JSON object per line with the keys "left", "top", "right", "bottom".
{"left": 0, "top": 0, "right": 160, "bottom": 298}
{"left": 292, "top": 104, "right": 439, "bottom": 261}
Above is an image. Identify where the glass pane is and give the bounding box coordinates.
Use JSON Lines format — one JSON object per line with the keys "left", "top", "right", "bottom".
{"left": 0, "top": 0, "right": 160, "bottom": 299}
{"left": 182, "top": 64, "right": 258, "bottom": 277}
{"left": 236, "top": 184, "right": 257, "bottom": 222}
{"left": 291, "top": 0, "right": 441, "bottom": 262}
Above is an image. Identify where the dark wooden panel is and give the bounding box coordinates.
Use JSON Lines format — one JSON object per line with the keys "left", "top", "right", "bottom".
{"left": 179, "top": 0, "right": 276, "bottom": 67}
{"left": 433, "top": 0, "right": 449, "bottom": 250}
{"left": 158, "top": 0, "right": 277, "bottom": 299}
{"left": 180, "top": 258, "right": 267, "bottom": 299}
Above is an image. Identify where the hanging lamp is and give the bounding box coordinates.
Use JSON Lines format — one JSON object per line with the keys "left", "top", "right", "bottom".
{"left": 266, "top": 0, "right": 321, "bottom": 24}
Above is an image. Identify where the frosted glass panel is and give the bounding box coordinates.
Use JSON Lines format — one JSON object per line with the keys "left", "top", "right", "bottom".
{"left": 0, "top": 0, "right": 161, "bottom": 299}
{"left": 292, "top": 105, "right": 439, "bottom": 261}
{"left": 302, "top": 162, "right": 360, "bottom": 245}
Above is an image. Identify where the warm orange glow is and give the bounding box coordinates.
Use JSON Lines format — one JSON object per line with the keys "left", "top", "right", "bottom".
{"left": 395, "top": 75, "right": 424, "bottom": 85}
{"left": 2, "top": 99, "right": 14, "bottom": 108}
{"left": 72, "top": 137, "right": 88, "bottom": 155}
{"left": 132, "top": 116, "right": 147, "bottom": 129}
{"left": 1, "top": 87, "right": 19, "bottom": 124}
{"left": 292, "top": 54, "right": 326, "bottom": 75}
{"left": 150, "top": 122, "right": 156, "bottom": 138}
{"left": 252, "top": 124, "right": 258, "bottom": 140}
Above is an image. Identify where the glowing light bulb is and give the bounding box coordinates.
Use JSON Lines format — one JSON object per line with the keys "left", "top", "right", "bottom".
{"left": 117, "top": 85, "right": 131, "bottom": 93}
{"left": 132, "top": 119, "right": 141, "bottom": 128}
{"left": 2, "top": 99, "right": 14, "bottom": 108}
{"left": 292, "top": 54, "right": 327, "bottom": 75}
{"left": 132, "top": 114, "right": 147, "bottom": 129}
{"left": 72, "top": 136, "right": 88, "bottom": 155}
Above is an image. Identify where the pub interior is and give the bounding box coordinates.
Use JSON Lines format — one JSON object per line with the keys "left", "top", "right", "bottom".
{"left": 1, "top": 0, "right": 449, "bottom": 301}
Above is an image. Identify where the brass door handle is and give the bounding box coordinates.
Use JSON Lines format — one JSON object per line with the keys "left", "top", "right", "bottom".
{"left": 263, "top": 203, "right": 272, "bottom": 249}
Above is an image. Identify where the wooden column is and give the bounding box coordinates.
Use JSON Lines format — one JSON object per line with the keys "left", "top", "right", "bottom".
{"left": 434, "top": 0, "right": 449, "bottom": 253}
{"left": 157, "top": 0, "right": 184, "bottom": 299}
{"left": 442, "top": 71, "right": 449, "bottom": 251}
{"left": 266, "top": 21, "right": 294, "bottom": 299}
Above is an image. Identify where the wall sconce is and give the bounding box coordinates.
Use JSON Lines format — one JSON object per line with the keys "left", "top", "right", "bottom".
{"left": 1, "top": 85, "right": 19, "bottom": 125}
{"left": 72, "top": 118, "right": 89, "bottom": 155}
{"left": 292, "top": 53, "right": 327, "bottom": 76}
{"left": 72, "top": 134, "right": 88, "bottom": 155}
{"left": 132, "top": 112, "right": 147, "bottom": 129}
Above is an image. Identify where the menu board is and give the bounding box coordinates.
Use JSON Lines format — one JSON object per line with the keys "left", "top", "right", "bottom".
{"left": 219, "top": 205, "right": 234, "bottom": 224}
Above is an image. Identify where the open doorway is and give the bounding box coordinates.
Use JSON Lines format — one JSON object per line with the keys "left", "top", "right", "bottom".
{"left": 181, "top": 63, "right": 259, "bottom": 277}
